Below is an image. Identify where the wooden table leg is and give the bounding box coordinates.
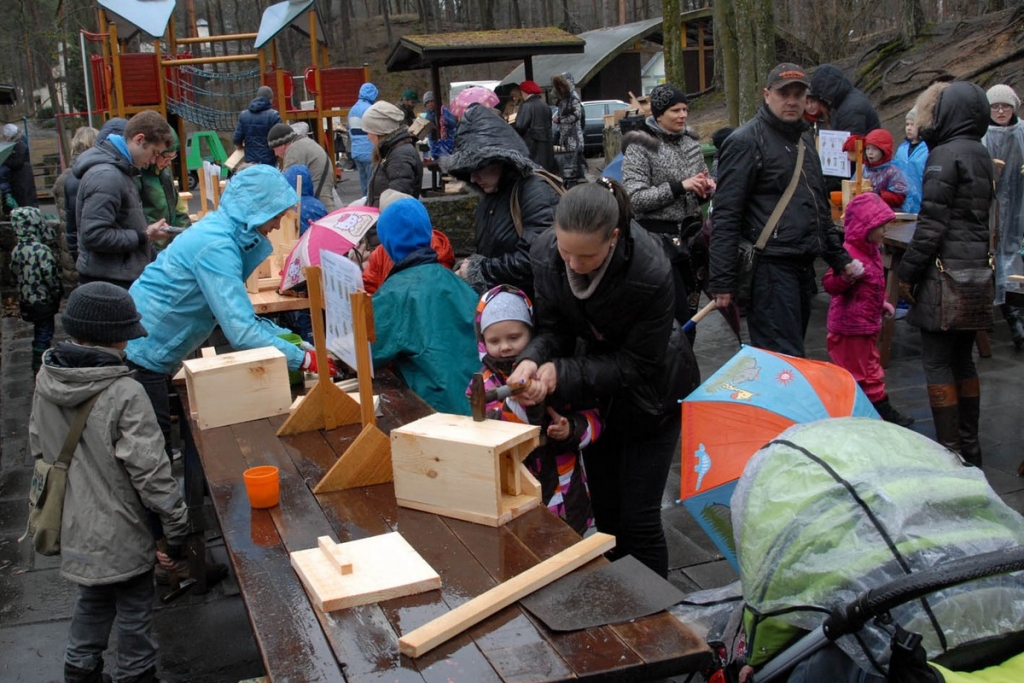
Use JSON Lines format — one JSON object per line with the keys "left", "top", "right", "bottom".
{"left": 181, "top": 419, "right": 208, "bottom": 593}
{"left": 879, "top": 248, "right": 903, "bottom": 368}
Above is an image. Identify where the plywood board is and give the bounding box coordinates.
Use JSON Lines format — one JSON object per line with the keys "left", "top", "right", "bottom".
{"left": 183, "top": 347, "right": 292, "bottom": 430}
{"left": 291, "top": 532, "right": 440, "bottom": 612}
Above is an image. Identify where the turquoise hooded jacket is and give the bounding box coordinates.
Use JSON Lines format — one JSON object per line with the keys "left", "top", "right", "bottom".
{"left": 127, "top": 165, "right": 304, "bottom": 374}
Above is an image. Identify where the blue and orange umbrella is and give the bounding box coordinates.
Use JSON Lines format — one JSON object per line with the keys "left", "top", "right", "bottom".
{"left": 680, "top": 345, "right": 879, "bottom": 570}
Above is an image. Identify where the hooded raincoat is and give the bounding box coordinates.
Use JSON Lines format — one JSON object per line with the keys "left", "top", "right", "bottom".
{"left": 348, "top": 83, "right": 378, "bottom": 163}
{"left": 10, "top": 206, "right": 62, "bottom": 322}
{"left": 809, "top": 64, "right": 881, "bottom": 136}
{"left": 862, "top": 129, "right": 909, "bottom": 209}
{"left": 982, "top": 115, "right": 1024, "bottom": 304}
{"left": 32, "top": 343, "right": 189, "bottom": 585}
{"left": 441, "top": 105, "right": 561, "bottom": 295}
{"left": 126, "top": 165, "right": 304, "bottom": 374}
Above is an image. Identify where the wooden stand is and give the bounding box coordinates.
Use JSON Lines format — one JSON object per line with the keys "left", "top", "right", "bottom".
{"left": 277, "top": 268, "right": 393, "bottom": 493}
{"left": 841, "top": 139, "right": 870, "bottom": 210}
{"left": 391, "top": 413, "right": 541, "bottom": 527}
{"left": 291, "top": 532, "right": 440, "bottom": 612}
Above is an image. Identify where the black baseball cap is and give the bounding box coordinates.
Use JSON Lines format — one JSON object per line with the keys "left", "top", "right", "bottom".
{"left": 766, "top": 63, "right": 809, "bottom": 90}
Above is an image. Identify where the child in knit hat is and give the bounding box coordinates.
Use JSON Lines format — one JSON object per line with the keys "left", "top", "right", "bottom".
{"left": 9, "top": 206, "right": 63, "bottom": 374}
{"left": 862, "top": 128, "right": 910, "bottom": 210}
{"left": 467, "top": 285, "right": 599, "bottom": 535}
{"left": 31, "top": 282, "right": 189, "bottom": 683}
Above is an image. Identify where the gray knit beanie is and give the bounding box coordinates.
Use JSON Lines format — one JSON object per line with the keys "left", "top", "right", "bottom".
{"left": 267, "top": 122, "right": 299, "bottom": 148}
{"left": 362, "top": 101, "right": 406, "bottom": 136}
{"left": 480, "top": 291, "right": 533, "bottom": 333}
{"left": 256, "top": 85, "right": 274, "bottom": 101}
{"left": 62, "top": 282, "right": 147, "bottom": 344}
{"left": 986, "top": 84, "right": 1020, "bottom": 110}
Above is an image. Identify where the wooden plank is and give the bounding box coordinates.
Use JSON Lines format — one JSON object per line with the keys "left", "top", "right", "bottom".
{"left": 398, "top": 533, "right": 616, "bottom": 658}
{"left": 291, "top": 532, "right": 440, "bottom": 612}
{"left": 248, "top": 289, "right": 310, "bottom": 315}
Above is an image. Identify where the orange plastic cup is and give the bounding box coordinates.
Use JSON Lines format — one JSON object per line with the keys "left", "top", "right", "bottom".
{"left": 243, "top": 466, "right": 280, "bottom": 509}
{"left": 830, "top": 191, "right": 843, "bottom": 206}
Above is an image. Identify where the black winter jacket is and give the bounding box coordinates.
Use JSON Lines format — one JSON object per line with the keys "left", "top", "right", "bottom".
{"left": 513, "top": 94, "right": 558, "bottom": 174}
{"left": 366, "top": 131, "right": 423, "bottom": 207}
{"left": 442, "top": 105, "right": 561, "bottom": 295}
{"left": 809, "top": 64, "right": 881, "bottom": 136}
{"left": 233, "top": 97, "right": 281, "bottom": 166}
{"left": 898, "top": 82, "right": 994, "bottom": 331}
{"left": 3, "top": 137, "right": 38, "bottom": 208}
{"left": 520, "top": 223, "right": 700, "bottom": 420}
{"left": 709, "top": 105, "right": 850, "bottom": 294}
{"left": 72, "top": 141, "right": 150, "bottom": 283}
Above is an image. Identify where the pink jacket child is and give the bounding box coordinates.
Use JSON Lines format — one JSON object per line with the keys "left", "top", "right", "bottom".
{"left": 823, "top": 192, "right": 913, "bottom": 426}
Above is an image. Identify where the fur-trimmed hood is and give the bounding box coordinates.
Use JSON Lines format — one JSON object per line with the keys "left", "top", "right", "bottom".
{"left": 440, "top": 104, "right": 537, "bottom": 182}
{"left": 916, "top": 81, "right": 989, "bottom": 147}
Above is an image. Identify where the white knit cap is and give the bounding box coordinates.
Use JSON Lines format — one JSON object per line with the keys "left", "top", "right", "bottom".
{"left": 905, "top": 106, "right": 917, "bottom": 122}
{"left": 361, "top": 101, "right": 406, "bottom": 135}
{"left": 480, "top": 292, "right": 533, "bottom": 332}
{"left": 987, "top": 84, "right": 1020, "bottom": 110}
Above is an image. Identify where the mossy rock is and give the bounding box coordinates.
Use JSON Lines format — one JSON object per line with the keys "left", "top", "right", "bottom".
{"left": 423, "top": 192, "right": 480, "bottom": 258}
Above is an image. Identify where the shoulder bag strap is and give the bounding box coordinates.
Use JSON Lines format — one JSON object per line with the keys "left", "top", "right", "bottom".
{"left": 314, "top": 157, "right": 329, "bottom": 200}
{"left": 56, "top": 394, "right": 102, "bottom": 469}
{"left": 754, "top": 139, "right": 805, "bottom": 251}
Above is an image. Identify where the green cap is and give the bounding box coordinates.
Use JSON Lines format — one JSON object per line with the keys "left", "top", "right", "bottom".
{"left": 401, "top": 89, "right": 419, "bottom": 102}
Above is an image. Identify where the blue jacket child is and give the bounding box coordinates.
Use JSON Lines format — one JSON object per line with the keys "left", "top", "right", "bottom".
{"left": 282, "top": 165, "right": 328, "bottom": 235}
{"left": 10, "top": 206, "right": 62, "bottom": 372}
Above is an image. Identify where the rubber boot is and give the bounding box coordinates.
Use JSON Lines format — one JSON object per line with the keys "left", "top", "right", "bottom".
{"left": 1000, "top": 304, "right": 1024, "bottom": 349}
{"left": 118, "top": 666, "right": 160, "bottom": 683}
{"left": 927, "top": 384, "right": 961, "bottom": 453}
{"left": 871, "top": 395, "right": 915, "bottom": 427}
{"left": 957, "top": 377, "right": 982, "bottom": 467}
{"left": 31, "top": 346, "right": 46, "bottom": 376}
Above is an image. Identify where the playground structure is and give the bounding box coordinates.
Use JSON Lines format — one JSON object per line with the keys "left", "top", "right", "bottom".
{"left": 84, "top": 0, "right": 367, "bottom": 186}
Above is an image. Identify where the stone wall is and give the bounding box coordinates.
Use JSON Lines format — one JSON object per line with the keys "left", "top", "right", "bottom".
{"left": 423, "top": 192, "right": 479, "bottom": 258}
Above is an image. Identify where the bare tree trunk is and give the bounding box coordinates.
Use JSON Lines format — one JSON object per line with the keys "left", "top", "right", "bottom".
{"left": 733, "top": 0, "right": 774, "bottom": 121}
{"left": 381, "top": 0, "right": 394, "bottom": 46}
{"left": 663, "top": 0, "right": 685, "bottom": 91}
{"left": 481, "top": 0, "right": 496, "bottom": 30}
{"left": 511, "top": 0, "right": 523, "bottom": 28}
{"left": 714, "top": 0, "right": 740, "bottom": 125}
{"left": 900, "top": 0, "right": 925, "bottom": 46}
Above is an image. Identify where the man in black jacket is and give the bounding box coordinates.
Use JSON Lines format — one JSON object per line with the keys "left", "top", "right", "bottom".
{"left": 442, "top": 104, "right": 561, "bottom": 297}
{"left": 709, "top": 63, "right": 861, "bottom": 357}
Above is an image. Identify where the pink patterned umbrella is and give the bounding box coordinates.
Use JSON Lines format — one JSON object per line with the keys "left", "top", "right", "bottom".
{"left": 450, "top": 86, "right": 500, "bottom": 119}
{"left": 278, "top": 206, "right": 379, "bottom": 291}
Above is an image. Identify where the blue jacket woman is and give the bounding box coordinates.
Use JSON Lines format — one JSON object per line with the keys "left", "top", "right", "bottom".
{"left": 127, "top": 165, "right": 305, "bottom": 376}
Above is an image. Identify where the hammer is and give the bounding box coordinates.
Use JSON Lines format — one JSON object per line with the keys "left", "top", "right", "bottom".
{"left": 469, "top": 373, "right": 531, "bottom": 421}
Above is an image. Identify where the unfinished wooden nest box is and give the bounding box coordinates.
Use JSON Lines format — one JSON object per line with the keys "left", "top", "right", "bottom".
{"left": 182, "top": 347, "right": 292, "bottom": 430}
{"left": 391, "top": 413, "right": 541, "bottom": 527}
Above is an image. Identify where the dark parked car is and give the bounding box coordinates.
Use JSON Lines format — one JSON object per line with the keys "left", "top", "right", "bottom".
{"left": 582, "top": 100, "right": 630, "bottom": 156}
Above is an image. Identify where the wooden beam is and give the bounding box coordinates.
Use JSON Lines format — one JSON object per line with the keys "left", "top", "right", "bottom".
{"left": 398, "top": 532, "right": 615, "bottom": 658}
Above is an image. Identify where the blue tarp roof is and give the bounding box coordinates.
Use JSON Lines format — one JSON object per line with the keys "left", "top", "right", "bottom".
{"left": 255, "top": 0, "right": 327, "bottom": 49}
{"left": 97, "top": 0, "right": 176, "bottom": 39}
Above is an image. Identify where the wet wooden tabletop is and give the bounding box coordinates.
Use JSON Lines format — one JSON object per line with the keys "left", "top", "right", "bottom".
{"left": 185, "top": 371, "right": 712, "bottom": 682}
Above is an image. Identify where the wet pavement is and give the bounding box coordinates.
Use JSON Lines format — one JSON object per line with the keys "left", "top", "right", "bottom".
{"left": 2, "top": 257, "right": 1023, "bottom": 681}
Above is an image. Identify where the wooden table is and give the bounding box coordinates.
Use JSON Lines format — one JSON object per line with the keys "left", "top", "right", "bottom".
{"left": 879, "top": 220, "right": 991, "bottom": 367}
{"left": 248, "top": 289, "right": 310, "bottom": 315}
{"left": 182, "top": 372, "right": 711, "bottom": 682}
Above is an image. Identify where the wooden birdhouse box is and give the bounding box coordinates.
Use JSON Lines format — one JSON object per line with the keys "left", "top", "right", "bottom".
{"left": 390, "top": 413, "right": 542, "bottom": 527}
{"left": 182, "top": 347, "right": 293, "bottom": 430}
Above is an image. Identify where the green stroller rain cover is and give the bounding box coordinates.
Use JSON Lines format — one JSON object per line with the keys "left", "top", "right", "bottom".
{"left": 732, "top": 418, "right": 1024, "bottom": 671}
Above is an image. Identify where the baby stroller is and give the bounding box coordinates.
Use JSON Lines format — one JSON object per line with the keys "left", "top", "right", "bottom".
{"left": 682, "top": 418, "right": 1024, "bottom": 683}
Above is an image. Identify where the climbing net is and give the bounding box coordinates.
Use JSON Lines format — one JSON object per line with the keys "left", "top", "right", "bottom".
{"left": 165, "top": 63, "right": 263, "bottom": 131}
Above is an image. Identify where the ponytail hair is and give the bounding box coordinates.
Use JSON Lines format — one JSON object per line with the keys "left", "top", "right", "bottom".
{"left": 554, "top": 178, "right": 631, "bottom": 240}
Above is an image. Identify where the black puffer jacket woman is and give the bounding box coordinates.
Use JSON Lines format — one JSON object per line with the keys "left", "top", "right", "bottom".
{"left": 510, "top": 181, "right": 700, "bottom": 578}
{"left": 897, "top": 81, "right": 994, "bottom": 465}
{"left": 366, "top": 130, "right": 423, "bottom": 207}
{"left": 442, "top": 104, "right": 561, "bottom": 296}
